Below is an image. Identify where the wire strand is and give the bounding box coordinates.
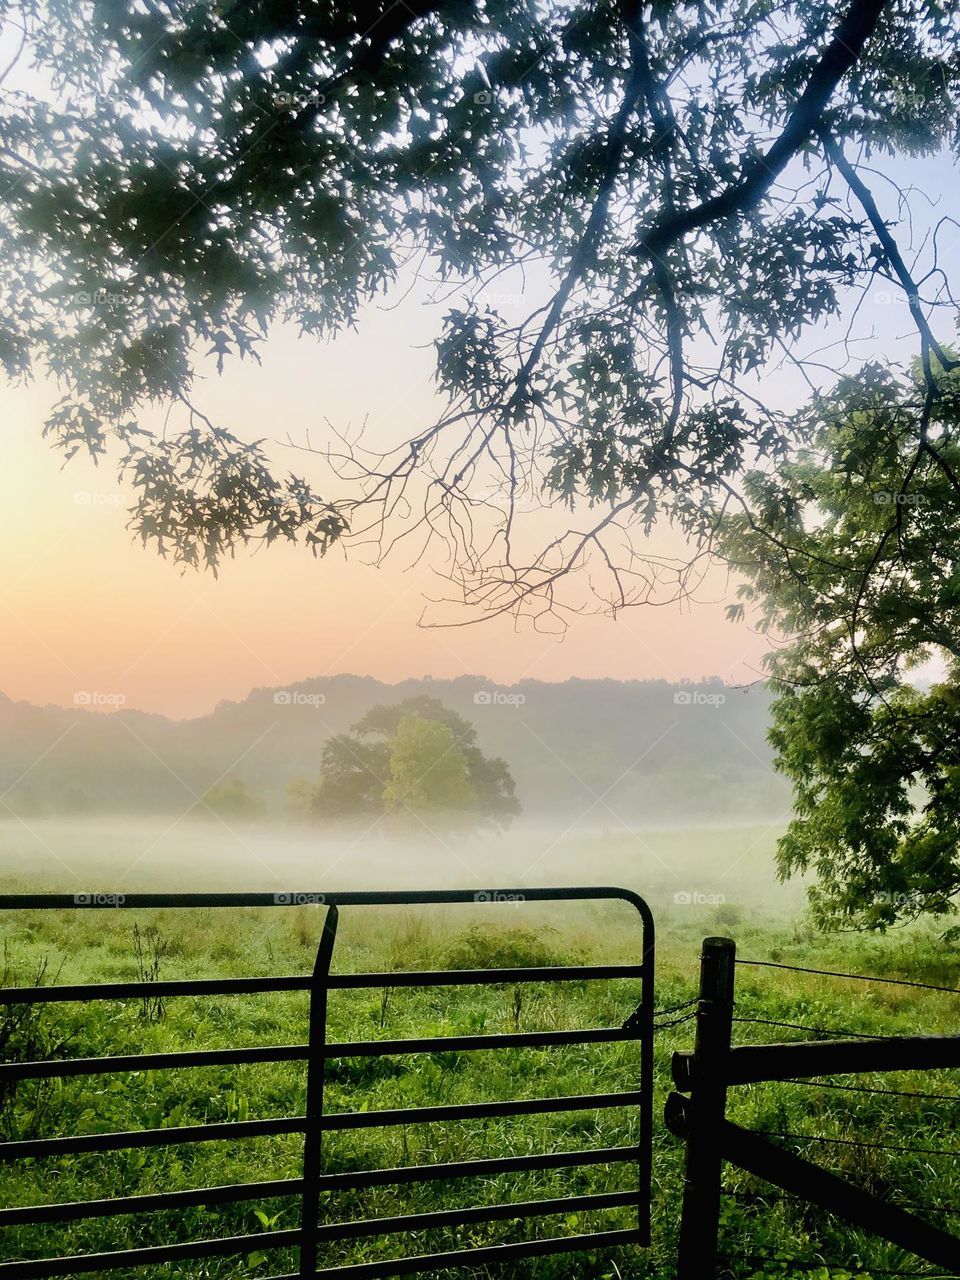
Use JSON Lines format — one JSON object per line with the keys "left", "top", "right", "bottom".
{"left": 727, "top": 1254, "right": 954, "bottom": 1278}
{"left": 759, "top": 1129, "right": 960, "bottom": 1157}
{"left": 780, "top": 1077, "right": 960, "bottom": 1103}
{"left": 721, "top": 1187, "right": 960, "bottom": 1216}
{"left": 736, "top": 958, "right": 960, "bottom": 997}
{"left": 732, "top": 1015, "right": 893, "bottom": 1040}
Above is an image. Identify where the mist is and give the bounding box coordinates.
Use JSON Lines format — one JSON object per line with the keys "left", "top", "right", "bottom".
{"left": 0, "top": 812, "right": 804, "bottom": 923}
{"left": 0, "top": 675, "right": 805, "bottom": 924}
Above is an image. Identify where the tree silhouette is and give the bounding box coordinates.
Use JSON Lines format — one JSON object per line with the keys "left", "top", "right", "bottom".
{"left": 310, "top": 696, "right": 519, "bottom": 829}
{"left": 0, "top": 0, "right": 956, "bottom": 619}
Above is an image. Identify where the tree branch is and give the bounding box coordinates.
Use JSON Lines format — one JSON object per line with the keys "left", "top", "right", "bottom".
{"left": 506, "top": 0, "right": 646, "bottom": 412}
{"left": 632, "top": 0, "right": 888, "bottom": 257}
{"left": 820, "top": 131, "right": 960, "bottom": 374}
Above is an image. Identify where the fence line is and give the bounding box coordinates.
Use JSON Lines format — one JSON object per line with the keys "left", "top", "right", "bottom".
{"left": 731, "top": 1014, "right": 894, "bottom": 1039}
{"left": 779, "top": 1077, "right": 960, "bottom": 1102}
{"left": 4, "top": 904, "right": 958, "bottom": 1276}
{"left": 723, "top": 1188, "right": 960, "bottom": 1216}
{"left": 736, "top": 957, "right": 960, "bottom": 996}
{"left": 749, "top": 1130, "right": 960, "bottom": 1158}
{"left": 667, "top": 936, "right": 960, "bottom": 1279}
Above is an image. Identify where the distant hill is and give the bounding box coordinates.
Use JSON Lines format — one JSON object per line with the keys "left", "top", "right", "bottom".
{"left": 0, "top": 676, "right": 784, "bottom": 822}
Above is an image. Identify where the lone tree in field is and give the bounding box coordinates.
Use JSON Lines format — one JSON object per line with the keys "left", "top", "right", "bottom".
{"left": 381, "top": 716, "right": 476, "bottom": 821}
{"left": 309, "top": 696, "right": 519, "bottom": 829}
{"left": 2, "top": 0, "right": 960, "bottom": 921}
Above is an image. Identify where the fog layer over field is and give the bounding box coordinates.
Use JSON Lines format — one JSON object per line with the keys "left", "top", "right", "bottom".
{"left": 0, "top": 815, "right": 803, "bottom": 921}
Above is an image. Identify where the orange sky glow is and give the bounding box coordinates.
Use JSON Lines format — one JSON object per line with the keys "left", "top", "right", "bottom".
{"left": 1, "top": 302, "right": 771, "bottom": 720}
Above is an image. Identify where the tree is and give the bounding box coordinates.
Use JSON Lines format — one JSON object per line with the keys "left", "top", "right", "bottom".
{"left": 5, "top": 1, "right": 960, "bottom": 923}
{"left": 310, "top": 734, "right": 389, "bottom": 819}
{"left": 285, "top": 775, "right": 316, "bottom": 819}
{"left": 1, "top": 0, "right": 957, "bottom": 618}
{"left": 192, "top": 777, "right": 267, "bottom": 821}
{"left": 721, "top": 363, "right": 960, "bottom": 929}
{"left": 382, "top": 715, "right": 476, "bottom": 819}
{"left": 309, "top": 696, "right": 519, "bottom": 828}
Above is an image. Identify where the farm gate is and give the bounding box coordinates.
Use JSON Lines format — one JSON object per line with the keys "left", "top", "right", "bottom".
{"left": 0, "top": 887, "right": 655, "bottom": 1278}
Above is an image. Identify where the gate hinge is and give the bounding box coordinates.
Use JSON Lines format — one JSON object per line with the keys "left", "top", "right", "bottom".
{"left": 664, "top": 1091, "right": 690, "bottom": 1137}
{"left": 622, "top": 1003, "right": 645, "bottom": 1032}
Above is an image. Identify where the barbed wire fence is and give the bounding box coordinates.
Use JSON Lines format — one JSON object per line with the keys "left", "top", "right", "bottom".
{"left": 665, "top": 941, "right": 960, "bottom": 1279}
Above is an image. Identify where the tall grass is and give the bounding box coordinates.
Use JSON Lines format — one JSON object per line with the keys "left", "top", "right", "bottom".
{"left": 0, "top": 898, "right": 957, "bottom": 1279}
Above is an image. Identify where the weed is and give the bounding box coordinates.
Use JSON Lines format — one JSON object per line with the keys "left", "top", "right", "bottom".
{"left": 132, "top": 922, "right": 169, "bottom": 1021}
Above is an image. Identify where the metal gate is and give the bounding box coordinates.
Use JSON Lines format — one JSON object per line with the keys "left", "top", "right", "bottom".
{"left": 0, "top": 887, "right": 655, "bottom": 1278}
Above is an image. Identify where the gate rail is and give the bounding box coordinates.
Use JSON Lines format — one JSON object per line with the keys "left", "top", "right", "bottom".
{"left": 0, "top": 887, "right": 655, "bottom": 1279}
{"left": 666, "top": 936, "right": 960, "bottom": 1278}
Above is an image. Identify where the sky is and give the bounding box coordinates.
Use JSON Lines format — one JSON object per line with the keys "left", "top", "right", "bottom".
{"left": 4, "top": 150, "right": 955, "bottom": 720}
{"left": 0, "top": 301, "right": 772, "bottom": 719}
{"left": 3, "top": 28, "right": 955, "bottom": 723}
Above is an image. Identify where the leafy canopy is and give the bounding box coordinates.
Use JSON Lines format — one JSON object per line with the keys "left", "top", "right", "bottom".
{"left": 382, "top": 715, "right": 476, "bottom": 818}
{"left": 722, "top": 363, "right": 960, "bottom": 929}
{"left": 2, "top": 0, "right": 958, "bottom": 613}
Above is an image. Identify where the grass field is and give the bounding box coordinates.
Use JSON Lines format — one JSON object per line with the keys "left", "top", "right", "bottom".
{"left": 0, "top": 822, "right": 958, "bottom": 1279}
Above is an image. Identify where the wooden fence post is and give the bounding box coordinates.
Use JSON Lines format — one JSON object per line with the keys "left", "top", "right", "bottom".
{"left": 675, "top": 935, "right": 736, "bottom": 1280}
